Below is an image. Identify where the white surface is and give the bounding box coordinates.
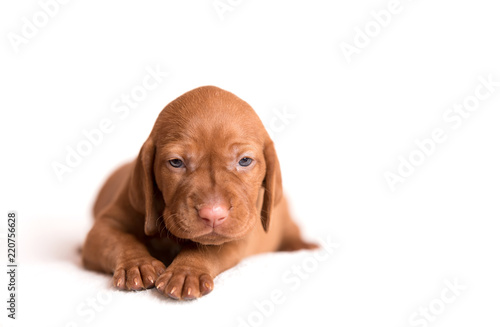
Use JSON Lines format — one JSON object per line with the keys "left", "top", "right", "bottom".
{"left": 1, "top": 0, "right": 499, "bottom": 326}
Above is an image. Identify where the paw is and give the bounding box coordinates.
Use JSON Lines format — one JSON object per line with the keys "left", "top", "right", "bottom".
{"left": 113, "top": 257, "right": 166, "bottom": 291}
{"left": 155, "top": 266, "right": 214, "bottom": 300}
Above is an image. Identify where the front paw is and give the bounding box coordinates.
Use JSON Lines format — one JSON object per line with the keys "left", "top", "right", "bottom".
{"left": 155, "top": 266, "right": 214, "bottom": 300}
{"left": 113, "top": 257, "right": 166, "bottom": 291}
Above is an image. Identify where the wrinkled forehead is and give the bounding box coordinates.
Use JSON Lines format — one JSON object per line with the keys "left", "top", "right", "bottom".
{"left": 151, "top": 87, "right": 267, "bottom": 154}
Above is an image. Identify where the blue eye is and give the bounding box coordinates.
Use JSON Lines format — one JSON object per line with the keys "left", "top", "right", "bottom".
{"left": 169, "top": 159, "right": 184, "bottom": 168}
{"left": 238, "top": 157, "right": 253, "bottom": 167}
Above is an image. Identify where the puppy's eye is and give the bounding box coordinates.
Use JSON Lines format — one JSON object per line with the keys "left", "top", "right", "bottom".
{"left": 169, "top": 159, "right": 184, "bottom": 168}
{"left": 238, "top": 157, "right": 253, "bottom": 167}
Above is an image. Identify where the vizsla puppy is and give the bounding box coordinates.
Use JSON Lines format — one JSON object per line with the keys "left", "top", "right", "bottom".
{"left": 82, "top": 86, "right": 316, "bottom": 300}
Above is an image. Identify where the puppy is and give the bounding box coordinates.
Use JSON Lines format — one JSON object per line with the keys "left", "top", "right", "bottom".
{"left": 82, "top": 86, "right": 316, "bottom": 300}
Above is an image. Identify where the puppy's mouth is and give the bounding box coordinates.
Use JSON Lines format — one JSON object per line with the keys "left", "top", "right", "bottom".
{"left": 164, "top": 211, "right": 255, "bottom": 245}
{"left": 190, "top": 231, "right": 231, "bottom": 245}
{"left": 189, "top": 220, "right": 254, "bottom": 245}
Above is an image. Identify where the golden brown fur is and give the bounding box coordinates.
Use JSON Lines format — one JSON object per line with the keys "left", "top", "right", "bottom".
{"left": 82, "top": 86, "right": 316, "bottom": 300}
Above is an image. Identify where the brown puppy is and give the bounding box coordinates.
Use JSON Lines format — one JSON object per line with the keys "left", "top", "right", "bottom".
{"left": 82, "top": 86, "right": 316, "bottom": 300}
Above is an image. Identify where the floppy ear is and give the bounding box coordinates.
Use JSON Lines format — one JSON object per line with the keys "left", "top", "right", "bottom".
{"left": 260, "top": 140, "right": 283, "bottom": 232}
{"left": 128, "top": 138, "right": 164, "bottom": 236}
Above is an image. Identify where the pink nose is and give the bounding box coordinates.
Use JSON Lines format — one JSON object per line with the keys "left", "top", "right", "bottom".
{"left": 197, "top": 204, "right": 229, "bottom": 228}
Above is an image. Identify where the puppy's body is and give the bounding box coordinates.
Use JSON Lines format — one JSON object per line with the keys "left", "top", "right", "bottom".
{"left": 82, "top": 86, "right": 315, "bottom": 299}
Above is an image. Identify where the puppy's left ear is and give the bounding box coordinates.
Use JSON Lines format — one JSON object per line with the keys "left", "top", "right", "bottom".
{"left": 128, "top": 138, "right": 165, "bottom": 236}
{"left": 260, "top": 139, "right": 283, "bottom": 232}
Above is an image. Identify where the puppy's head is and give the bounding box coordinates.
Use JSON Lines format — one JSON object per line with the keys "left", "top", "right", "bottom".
{"left": 129, "top": 86, "right": 282, "bottom": 245}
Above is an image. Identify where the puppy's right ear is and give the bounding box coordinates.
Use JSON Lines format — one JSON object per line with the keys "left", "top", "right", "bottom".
{"left": 128, "top": 138, "right": 164, "bottom": 236}
{"left": 260, "top": 139, "right": 283, "bottom": 232}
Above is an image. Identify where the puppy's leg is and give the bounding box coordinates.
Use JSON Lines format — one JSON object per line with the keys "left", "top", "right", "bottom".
{"left": 82, "top": 218, "right": 166, "bottom": 291}
{"left": 275, "top": 199, "right": 318, "bottom": 251}
{"left": 278, "top": 217, "right": 318, "bottom": 251}
{"left": 155, "top": 241, "right": 245, "bottom": 300}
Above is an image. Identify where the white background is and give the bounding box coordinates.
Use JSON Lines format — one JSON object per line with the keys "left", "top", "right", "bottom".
{"left": 1, "top": 0, "right": 499, "bottom": 326}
